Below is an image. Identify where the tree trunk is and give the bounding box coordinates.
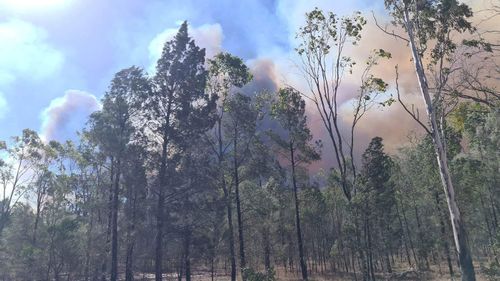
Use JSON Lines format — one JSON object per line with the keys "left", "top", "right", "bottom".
{"left": 263, "top": 227, "right": 271, "bottom": 271}
{"left": 435, "top": 190, "right": 454, "bottom": 277}
{"left": 184, "top": 231, "right": 192, "bottom": 281}
{"left": 125, "top": 196, "right": 137, "bottom": 281}
{"left": 125, "top": 242, "right": 134, "bottom": 281}
{"left": 395, "top": 201, "right": 412, "bottom": 267}
{"left": 32, "top": 187, "right": 44, "bottom": 245}
{"left": 225, "top": 189, "right": 237, "bottom": 281}
{"left": 211, "top": 255, "right": 215, "bottom": 281}
{"left": 414, "top": 205, "right": 429, "bottom": 270}
{"left": 111, "top": 158, "right": 120, "bottom": 281}
{"left": 155, "top": 185, "right": 165, "bottom": 281}
{"left": 354, "top": 215, "right": 368, "bottom": 281}
{"left": 233, "top": 134, "right": 246, "bottom": 277}
{"left": 486, "top": 184, "right": 498, "bottom": 231}
{"left": 177, "top": 259, "right": 183, "bottom": 281}
{"left": 155, "top": 133, "right": 169, "bottom": 281}
{"left": 403, "top": 9, "right": 476, "bottom": 281}
{"left": 385, "top": 242, "right": 392, "bottom": 273}
{"left": 290, "top": 142, "right": 308, "bottom": 281}
{"left": 366, "top": 217, "right": 375, "bottom": 281}
{"left": 125, "top": 183, "right": 138, "bottom": 281}
{"left": 400, "top": 198, "right": 418, "bottom": 267}
{"left": 101, "top": 159, "right": 115, "bottom": 281}
{"left": 217, "top": 117, "right": 236, "bottom": 281}
{"left": 84, "top": 209, "right": 94, "bottom": 281}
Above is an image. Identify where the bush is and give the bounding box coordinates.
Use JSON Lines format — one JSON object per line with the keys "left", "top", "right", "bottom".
{"left": 242, "top": 267, "right": 276, "bottom": 281}
{"left": 482, "top": 260, "right": 499, "bottom": 281}
{"left": 481, "top": 233, "right": 500, "bottom": 281}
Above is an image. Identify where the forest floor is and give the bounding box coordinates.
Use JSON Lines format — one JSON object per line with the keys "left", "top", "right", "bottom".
{"left": 133, "top": 265, "right": 491, "bottom": 280}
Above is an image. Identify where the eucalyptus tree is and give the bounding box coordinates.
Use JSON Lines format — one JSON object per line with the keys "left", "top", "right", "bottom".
{"left": 0, "top": 129, "right": 43, "bottom": 236}
{"left": 42, "top": 140, "right": 87, "bottom": 281}
{"left": 443, "top": 0, "right": 500, "bottom": 108}
{"left": 295, "top": 8, "right": 390, "bottom": 200}
{"left": 206, "top": 52, "right": 252, "bottom": 281}
{"left": 383, "top": 0, "right": 477, "bottom": 279}
{"left": 30, "top": 140, "right": 59, "bottom": 246}
{"left": 241, "top": 131, "right": 285, "bottom": 271}
{"left": 225, "top": 92, "right": 260, "bottom": 277}
{"left": 143, "top": 21, "right": 216, "bottom": 281}
{"left": 70, "top": 134, "right": 108, "bottom": 281}
{"left": 443, "top": 44, "right": 499, "bottom": 107}
{"left": 451, "top": 105, "right": 500, "bottom": 274}
{"left": 271, "top": 87, "right": 321, "bottom": 280}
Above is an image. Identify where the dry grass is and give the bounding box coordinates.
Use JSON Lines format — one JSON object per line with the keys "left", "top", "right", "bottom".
{"left": 131, "top": 264, "right": 492, "bottom": 280}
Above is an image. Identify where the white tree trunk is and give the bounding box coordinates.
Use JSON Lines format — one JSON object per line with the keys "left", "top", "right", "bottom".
{"left": 403, "top": 9, "right": 476, "bottom": 281}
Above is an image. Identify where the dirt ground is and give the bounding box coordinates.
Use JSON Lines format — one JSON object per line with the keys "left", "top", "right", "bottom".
{"left": 131, "top": 266, "right": 491, "bottom": 281}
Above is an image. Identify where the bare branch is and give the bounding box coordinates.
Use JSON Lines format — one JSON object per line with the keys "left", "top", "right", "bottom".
{"left": 372, "top": 12, "right": 410, "bottom": 43}
{"left": 395, "top": 65, "right": 432, "bottom": 135}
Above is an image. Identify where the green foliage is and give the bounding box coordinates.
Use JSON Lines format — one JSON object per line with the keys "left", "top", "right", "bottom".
{"left": 0, "top": 3, "right": 498, "bottom": 280}
{"left": 375, "top": 48, "right": 392, "bottom": 59}
{"left": 270, "top": 87, "right": 321, "bottom": 163}
{"left": 147, "top": 21, "right": 216, "bottom": 145}
{"left": 208, "top": 52, "right": 253, "bottom": 98}
{"left": 482, "top": 260, "right": 500, "bottom": 281}
{"left": 482, "top": 231, "right": 500, "bottom": 281}
{"left": 384, "top": 0, "right": 474, "bottom": 64}
{"left": 242, "top": 267, "right": 277, "bottom": 281}
{"left": 296, "top": 8, "right": 366, "bottom": 56}
{"left": 463, "top": 39, "right": 493, "bottom": 52}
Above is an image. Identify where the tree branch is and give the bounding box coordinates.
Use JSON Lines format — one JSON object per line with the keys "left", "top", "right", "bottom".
{"left": 395, "top": 65, "right": 432, "bottom": 135}
{"left": 372, "top": 12, "right": 410, "bottom": 43}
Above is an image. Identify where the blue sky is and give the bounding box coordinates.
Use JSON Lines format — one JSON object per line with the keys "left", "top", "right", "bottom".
{"left": 1, "top": 0, "right": 399, "bottom": 149}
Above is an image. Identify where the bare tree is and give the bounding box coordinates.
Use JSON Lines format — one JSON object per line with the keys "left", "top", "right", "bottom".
{"left": 296, "top": 8, "right": 390, "bottom": 200}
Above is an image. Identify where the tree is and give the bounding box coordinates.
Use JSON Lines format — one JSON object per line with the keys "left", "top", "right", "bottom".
{"left": 168, "top": 137, "right": 217, "bottom": 281}
{"left": 359, "top": 137, "right": 396, "bottom": 279}
{"left": 383, "top": 0, "right": 477, "bottom": 279}
{"left": 445, "top": 0, "right": 499, "bottom": 108}
{"left": 0, "top": 129, "right": 43, "bottom": 236}
{"left": 88, "top": 66, "right": 149, "bottom": 281}
{"left": 271, "top": 87, "right": 321, "bottom": 280}
{"left": 30, "top": 140, "right": 58, "bottom": 246}
{"left": 451, "top": 105, "right": 500, "bottom": 277}
{"left": 142, "top": 21, "right": 216, "bottom": 281}
{"left": 296, "top": 8, "right": 390, "bottom": 201}
{"left": 1, "top": 5, "right": 499, "bottom": 280}
{"left": 121, "top": 146, "right": 147, "bottom": 281}
{"left": 206, "top": 52, "right": 252, "bottom": 281}
{"left": 225, "top": 92, "right": 259, "bottom": 278}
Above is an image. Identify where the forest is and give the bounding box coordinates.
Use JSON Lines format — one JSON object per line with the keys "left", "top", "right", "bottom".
{"left": 0, "top": 0, "right": 498, "bottom": 280}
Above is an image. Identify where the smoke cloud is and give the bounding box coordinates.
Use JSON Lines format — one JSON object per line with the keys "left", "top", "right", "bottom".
{"left": 243, "top": 58, "right": 280, "bottom": 95}
{"left": 40, "top": 90, "right": 100, "bottom": 141}
{"left": 253, "top": 11, "right": 429, "bottom": 171}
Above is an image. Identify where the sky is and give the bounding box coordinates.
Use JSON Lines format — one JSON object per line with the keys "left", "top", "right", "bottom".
{"left": 0, "top": 0, "right": 494, "bottom": 165}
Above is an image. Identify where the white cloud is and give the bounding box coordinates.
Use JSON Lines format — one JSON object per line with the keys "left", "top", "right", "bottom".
{"left": 0, "top": 19, "right": 64, "bottom": 85}
{"left": 276, "top": 0, "right": 374, "bottom": 46}
{"left": 148, "top": 23, "right": 223, "bottom": 73}
{"left": 40, "top": 90, "right": 101, "bottom": 141}
{"left": 0, "top": 0, "right": 74, "bottom": 14}
{"left": 0, "top": 92, "right": 7, "bottom": 119}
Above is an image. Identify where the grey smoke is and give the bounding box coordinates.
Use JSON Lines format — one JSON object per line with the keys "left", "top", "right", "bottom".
{"left": 41, "top": 90, "right": 100, "bottom": 141}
